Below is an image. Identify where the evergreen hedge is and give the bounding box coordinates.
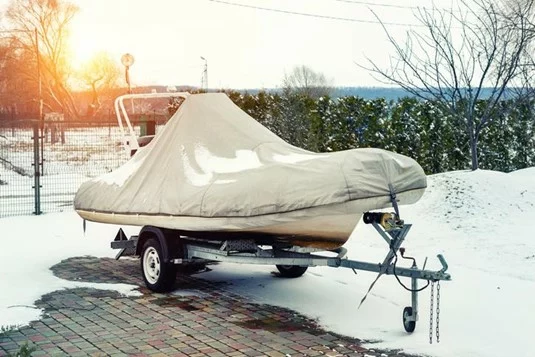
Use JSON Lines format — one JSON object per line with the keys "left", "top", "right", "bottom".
{"left": 227, "top": 90, "right": 535, "bottom": 174}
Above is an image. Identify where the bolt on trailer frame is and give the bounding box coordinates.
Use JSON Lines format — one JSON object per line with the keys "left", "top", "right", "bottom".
{"left": 114, "top": 92, "right": 190, "bottom": 156}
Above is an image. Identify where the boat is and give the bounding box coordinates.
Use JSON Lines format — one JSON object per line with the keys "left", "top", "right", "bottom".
{"left": 74, "top": 92, "right": 426, "bottom": 249}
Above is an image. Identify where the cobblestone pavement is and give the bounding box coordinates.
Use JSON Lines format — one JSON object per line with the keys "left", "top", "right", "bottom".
{"left": 0, "top": 257, "right": 413, "bottom": 357}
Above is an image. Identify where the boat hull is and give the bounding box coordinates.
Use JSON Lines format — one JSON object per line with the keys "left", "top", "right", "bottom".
{"left": 76, "top": 187, "right": 424, "bottom": 249}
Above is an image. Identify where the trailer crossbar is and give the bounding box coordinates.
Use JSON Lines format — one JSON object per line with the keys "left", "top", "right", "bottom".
{"left": 184, "top": 244, "right": 450, "bottom": 282}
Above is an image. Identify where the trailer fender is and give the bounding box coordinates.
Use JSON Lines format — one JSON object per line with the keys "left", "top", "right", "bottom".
{"left": 136, "top": 226, "right": 181, "bottom": 263}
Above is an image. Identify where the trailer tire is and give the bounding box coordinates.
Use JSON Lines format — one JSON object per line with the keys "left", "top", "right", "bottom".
{"left": 275, "top": 265, "right": 308, "bottom": 278}
{"left": 141, "top": 238, "right": 176, "bottom": 293}
{"left": 402, "top": 306, "right": 416, "bottom": 333}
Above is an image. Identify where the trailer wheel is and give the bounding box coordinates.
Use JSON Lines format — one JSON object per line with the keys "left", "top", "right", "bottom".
{"left": 403, "top": 306, "right": 416, "bottom": 333}
{"left": 141, "top": 238, "right": 176, "bottom": 292}
{"left": 276, "top": 265, "right": 308, "bottom": 278}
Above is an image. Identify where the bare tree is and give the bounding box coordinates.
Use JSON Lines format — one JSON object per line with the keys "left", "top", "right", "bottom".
{"left": 0, "top": 37, "right": 38, "bottom": 117}
{"left": 4, "top": 0, "right": 80, "bottom": 119}
{"left": 283, "top": 65, "right": 333, "bottom": 98}
{"left": 366, "top": 0, "right": 535, "bottom": 170}
{"left": 76, "top": 51, "right": 121, "bottom": 117}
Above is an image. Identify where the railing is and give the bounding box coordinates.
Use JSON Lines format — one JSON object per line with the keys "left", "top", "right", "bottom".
{"left": 114, "top": 92, "right": 189, "bottom": 153}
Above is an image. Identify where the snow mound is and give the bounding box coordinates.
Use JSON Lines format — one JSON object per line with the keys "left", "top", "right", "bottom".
{"left": 420, "top": 169, "right": 535, "bottom": 232}
{"left": 508, "top": 166, "right": 535, "bottom": 179}
{"left": 407, "top": 169, "right": 535, "bottom": 279}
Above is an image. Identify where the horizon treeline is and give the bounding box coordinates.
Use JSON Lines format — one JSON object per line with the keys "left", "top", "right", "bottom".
{"left": 224, "top": 90, "right": 535, "bottom": 174}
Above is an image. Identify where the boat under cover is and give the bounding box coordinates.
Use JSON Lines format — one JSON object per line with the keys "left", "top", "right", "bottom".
{"left": 74, "top": 93, "right": 426, "bottom": 249}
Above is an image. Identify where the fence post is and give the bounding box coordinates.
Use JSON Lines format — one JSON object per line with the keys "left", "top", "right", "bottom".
{"left": 32, "top": 121, "right": 42, "bottom": 215}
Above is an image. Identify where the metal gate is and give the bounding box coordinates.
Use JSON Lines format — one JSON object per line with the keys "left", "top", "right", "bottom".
{"left": 0, "top": 120, "right": 129, "bottom": 218}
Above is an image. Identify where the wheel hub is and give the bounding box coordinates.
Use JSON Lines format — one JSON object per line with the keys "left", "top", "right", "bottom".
{"left": 143, "top": 247, "right": 161, "bottom": 284}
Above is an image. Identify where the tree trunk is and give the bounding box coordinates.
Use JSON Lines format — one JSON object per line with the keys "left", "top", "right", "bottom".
{"left": 469, "top": 132, "right": 479, "bottom": 170}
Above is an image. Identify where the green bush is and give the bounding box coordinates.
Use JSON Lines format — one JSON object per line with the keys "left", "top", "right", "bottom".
{"left": 227, "top": 91, "right": 535, "bottom": 174}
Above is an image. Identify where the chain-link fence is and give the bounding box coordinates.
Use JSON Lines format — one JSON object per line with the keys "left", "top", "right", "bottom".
{"left": 0, "top": 120, "right": 135, "bottom": 217}
{"left": 0, "top": 120, "right": 37, "bottom": 216}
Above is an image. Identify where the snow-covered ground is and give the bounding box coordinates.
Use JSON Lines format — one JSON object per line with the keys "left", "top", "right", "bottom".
{"left": 1, "top": 168, "right": 534, "bottom": 357}
{"left": 0, "top": 214, "right": 141, "bottom": 327}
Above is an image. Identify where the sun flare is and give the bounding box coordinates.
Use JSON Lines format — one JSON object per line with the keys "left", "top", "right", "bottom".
{"left": 68, "top": 28, "right": 103, "bottom": 69}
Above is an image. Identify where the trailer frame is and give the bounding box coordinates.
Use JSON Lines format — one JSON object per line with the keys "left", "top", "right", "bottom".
{"left": 111, "top": 215, "right": 450, "bottom": 333}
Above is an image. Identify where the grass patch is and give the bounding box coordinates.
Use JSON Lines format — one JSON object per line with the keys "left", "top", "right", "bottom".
{"left": 1, "top": 326, "right": 37, "bottom": 357}
{"left": 8, "top": 342, "right": 36, "bottom": 357}
{"left": 0, "top": 324, "right": 19, "bottom": 333}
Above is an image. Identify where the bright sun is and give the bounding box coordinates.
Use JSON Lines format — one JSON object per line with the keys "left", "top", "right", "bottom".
{"left": 68, "top": 28, "right": 102, "bottom": 69}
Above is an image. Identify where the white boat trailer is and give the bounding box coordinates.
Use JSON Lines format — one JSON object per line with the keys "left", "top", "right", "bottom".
{"left": 111, "top": 207, "right": 450, "bottom": 335}
{"left": 111, "top": 91, "right": 451, "bottom": 336}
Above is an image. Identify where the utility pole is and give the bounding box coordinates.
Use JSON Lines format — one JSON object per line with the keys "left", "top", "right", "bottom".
{"left": 200, "top": 56, "right": 208, "bottom": 92}
{"left": 35, "top": 28, "right": 43, "bottom": 125}
{"left": 35, "top": 28, "right": 44, "bottom": 180}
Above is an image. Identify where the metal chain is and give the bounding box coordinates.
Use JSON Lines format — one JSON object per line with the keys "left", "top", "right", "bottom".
{"left": 429, "top": 281, "right": 435, "bottom": 344}
{"left": 436, "top": 282, "right": 441, "bottom": 343}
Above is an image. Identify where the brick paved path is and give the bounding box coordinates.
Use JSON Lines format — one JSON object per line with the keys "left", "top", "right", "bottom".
{"left": 0, "top": 257, "right": 413, "bottom": 357}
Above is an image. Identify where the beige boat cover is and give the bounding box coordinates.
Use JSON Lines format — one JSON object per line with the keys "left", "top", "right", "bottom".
{"left": 75, "top": 93, "right": 426, "bottom": 247}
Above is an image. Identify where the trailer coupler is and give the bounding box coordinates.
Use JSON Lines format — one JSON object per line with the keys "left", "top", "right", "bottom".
{"left": 357, "top": 216, "right": 450, "bottom": 337}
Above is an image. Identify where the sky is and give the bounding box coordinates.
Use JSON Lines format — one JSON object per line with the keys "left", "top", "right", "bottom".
{"left": 0, "top": 0, "right": 454, "bottom": 89}
{"left": 63, "top": 0, "right": 431, "bottom": 89}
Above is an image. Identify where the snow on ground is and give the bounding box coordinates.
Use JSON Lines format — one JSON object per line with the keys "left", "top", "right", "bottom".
{"left": 1, "top": 169, "right": 534, "bottom": 357}
{"left": 0, "top": 213, "right": 141, "bottom": 327}
{"left": 198, "top": 169, "right": 535, "bottom": 357}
